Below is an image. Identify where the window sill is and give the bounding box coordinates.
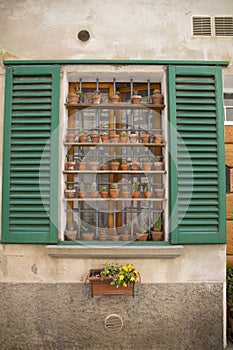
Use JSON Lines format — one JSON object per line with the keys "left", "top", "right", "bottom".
{"left": 45, "top": 244, "right": 184, "bottom": 259}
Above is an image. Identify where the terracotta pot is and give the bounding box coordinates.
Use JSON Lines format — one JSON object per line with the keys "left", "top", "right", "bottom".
{"left": 109, "top": 189, "right": 120, "bottom": 198}
{"left": 151, "top": 230, "right": 163, "bottom": 241}
{"left": 122, "top": 191, "right": 131, "bottom": 198}
{"left": 77, "top": 162, "right": 87, "bottom": 170}
{"left": 141, "top": 135, "right": 150, "bottom": 143}
{"left": 101, "top": 135, "right": 109, "bottom": 143}
{"left": 131, "top": 161, "right": 140, "bottom": 170}
{"left": 90, "top": 134, "right": 100, "bottom": 143}
{"left": 120, "top": 136, "right": 128, "bottom": 143}
{"left": 65, "top": 133, "right": 76, "bottom": 143}
{"left": 88, "top": 269, "right": 134, "bottom": 296}
{"left": 90, "top": 191, "right": 99, "bottom": 198}
{"left": 89, "top": 162, "right": 99, "bottom": 170}
{"left": 111, "top": 235, "right": 120, "bottom": 241}
{"left": 129, "top": 134, "right": 138, "bottom": 143}
{"left": 110, "top": 95, "right": 120, "bottom": 103}
{"left": 109, "top": 162, "right": 120, "bottom": 170}
{"left": 154, "top": 162, "right": 164, "bottom": 171}
{"left": 78, "top": 191, "right": 86, "bottom": 198}
{"left": 154, "top": 189, "right": 165, "bottom": 198}
{"left": 121, "top": 234, "right": 131, "bottom": 241}
{"left": 100, "top": 164, "right": 108, "bottom": 170}
{"left": 67, "top": 93, "right": 80, "bottom": 104}
{"left": 121, "top": 164, "right": 128, "bottom": 170}
{"left": 64, "top": 189, "right": 76, "bottom": 198}
{"left": 99, "top": 234, "right": 108, "bottom": 241}
{"left": 101, "top": 192, "right": 108, "bottom": 198}
{"left": 82, "top": 233, "right": 95, "bottom": 241}
{"left": 151, "top": 93, "right": 164, "bottom": 105}
{"left": 144, "top": 191, "right": 152, "bottom": 198}
{"left": 79, "top": 134, "right": 89, "bottom": 143}
{"left": 132, "top": 95, "right": 142, "bottom": 104}
{"left": 142, "top": 162, "right": 152, "bottom": 171}
{"left": 66, "top": 161, "right": 76, "bottom": 170}
{"left": 132, "top": 191, "right": 141, "bottom": 198}
{"left": 135, "top": 233, "right": 148, "bottom": 241}
{"left": 65, "top": 229, "right": 77, "bottom": 240}
{"left": 110, "top": 134, "right": 120, "bottom": 143}
{"left": 92, "top": 95, "right": 101, "bottom": 104}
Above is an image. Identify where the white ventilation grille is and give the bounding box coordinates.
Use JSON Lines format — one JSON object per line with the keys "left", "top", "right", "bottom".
{"left": 192, "top": 16, "right": 212, "bottom": 36}
{"left": 105, "top": 314, "right": 123, "bottom": 332}
{"left": 215, "top": 17, "right": 233, "bottom": 37}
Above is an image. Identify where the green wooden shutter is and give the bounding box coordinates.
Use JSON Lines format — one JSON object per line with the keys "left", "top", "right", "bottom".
{"left": 168, "top": 65, "right": 226, "bottom": 244}
{"left": 2, "top": 65, "right": 60, "bottom": 243}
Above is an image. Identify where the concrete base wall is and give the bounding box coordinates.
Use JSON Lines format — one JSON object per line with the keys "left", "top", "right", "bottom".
{"left": 0, "top": 282, "right": 223, "bottom": 350}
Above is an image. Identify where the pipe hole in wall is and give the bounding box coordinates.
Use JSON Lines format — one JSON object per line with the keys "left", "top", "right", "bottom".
{"left": 77, "top": 30, "right": 90, "bottom": 42}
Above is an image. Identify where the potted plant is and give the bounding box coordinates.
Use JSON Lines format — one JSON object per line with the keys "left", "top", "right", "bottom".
{"left": 151, "top": 215, "right": 163, "bottom": 241}
{"left": 88, "top": 262, "right": 140, "bottom": 296}
{"left": 98, "top": 229, "right": 108, "bottom": 241}
{"left": 129, "top": 130, "right": 138, "bottom": 143}
{"left": 111, "top": 229, "right": 120, "bottom": 241}
{"left": 109, "top": 158, "right": 120, "bottom": 171}
{"left": 92, "top": 90, "right": 101, "bottom": 104}
{"left": 66, "top": 154, "right": 76, "bottom": 170}
{"left": 154, "top": 156, "right": 164, "bottom": 171}
{"left": 100, "top": 186, "right": 108, "bottom": 198}
{"left": 109, "top": 91, "right": 120, "bottom": 103}
{"left": 142, "top": 157, "right": 153, "bottom": 171}
{"left": 89, "top": 156, "right": 100, "bottom": 170}
{"left": 64, "top": 185, "right": 76, "bottom": 198}
{"left": 90, "top": 182, "right": 99, "bottom": 198}
{"left": 144, "top": 183, "right": 153, "bottom": 198}
{"left": 140, "top": 131, "right": 151, "bottom": 143}
{"left": 77, "top": 157, "right": 87, "bottom": 170}
{"left": 122, "top": 184, "right": 131, "bottom": 198}
{"left": 78, "top": 130, "right": 89, "bottom": 143}
{"left": 151, "top": 89, "right": 164, "bottom": 105}
{"left": 120, "top": 228, "right": 131, "bottom": 241}
{"left": 65, "top": 132, "right": 76, "bottom": 143}
{"left": 109, "top": 183, "right": 120, "bottom": 198}
{"left": 67, "top": 86, "right": 84, "bottom": 104}
{"left": 78, "top": 182, "right": 86, "bottom": 198}
{"left": 82, "top": 232, "right": 95, "bottom": 241}
{"left": 132, "top": 180, "right": 140, "bottom": 198}
{"left": 89, "top": 132, "right": 100, "bottom": 143}
{"left": 154, "top": 184, "right": 165, "bottom": 198}
{"left": 135, "top": 225, "right": 149, "bottom": 241}
{"left": 120, "top": 131, "right": 128, "bottom": 143}
{"left": 109, "top": 133, "right": 120, "bottom": 143}
{"left": 153, "top": 131, "right": 163, "bottom": 144}
{"left": 100, "top": 131, "right": 109, "bottom": 143}
{"left": 131, "top": 159, "right": 140, "bottom": 171}
{"left": 131, "top": 90, "right": 142, "bottom": 104}
{"left": 121, "top": 159, "right": 128, "bottom": 170}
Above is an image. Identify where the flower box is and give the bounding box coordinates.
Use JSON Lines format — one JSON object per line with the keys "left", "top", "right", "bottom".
{"left": 88, "top": 269, "right": 135, "bottom": 297}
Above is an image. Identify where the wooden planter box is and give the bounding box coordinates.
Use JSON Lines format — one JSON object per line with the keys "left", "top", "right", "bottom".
{"left": 88, "top": 269, "right": 134, "bottom": 297}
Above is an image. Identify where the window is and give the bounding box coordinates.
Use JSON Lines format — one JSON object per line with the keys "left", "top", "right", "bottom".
{"left": 224, "top": 93, "right": 233, "bottom": 124}
{"left": 1, "top": 62, "right": 226, "bottom": 245}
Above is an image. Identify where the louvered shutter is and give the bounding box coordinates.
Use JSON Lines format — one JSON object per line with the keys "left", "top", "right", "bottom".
{"left": 168, "top": 65, "right": 226, "bottom": 244}
{"left": 2, "top": 65, "right": 60, "bottom": 243}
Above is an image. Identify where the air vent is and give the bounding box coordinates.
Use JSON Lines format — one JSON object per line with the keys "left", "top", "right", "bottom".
{"left": 105, "top": 314, "right": 123, "bottom": 332}
{"left": 215, "top": 17, "right": 233, "bottom": 37}
{"left": 192, "top": 16, "right": 212, "bottom": 36}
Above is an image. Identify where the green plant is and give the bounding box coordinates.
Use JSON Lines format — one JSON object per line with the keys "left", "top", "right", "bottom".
{"left": 227, "top": 266, "right": 233, "bottom": 317}
{"left": 154, "top": 156, "right": 162, "bottom": 162}
{"left": 79, "top": 182, "right": 85, "bottom": 191}
{"left": 101, "top": 186, "right": 108, "bottom": 192}
{"left": 152, "top": 89, "right": 160, "bottom": 94}
{"left": 74, "top": 87, "right": 84, "bottom": 99}
{"left": 110, "top": 183, "right": 118, "bottom": 189}
{"left": 152, "top": 215, "right": 162, "bottom": 231}
{"left": 113, "top": 229, "right": 118, "bottom": 236}
{"left": 133, "top": 180, "right": 140, "bottom": 192}
{"left": 91, "top": 182, "right": 97, "bottom": 191}
{"left": 121, "top": 131, "right": 127, "bottom": 136}
{"left": 122, "top": 184, "right": 129, "bottom": 192}
{"left": 145, "top": 183, "right": 152, "bottom": 191}
{"left": 100, "top": 262, "right": 140, "bottom": 288}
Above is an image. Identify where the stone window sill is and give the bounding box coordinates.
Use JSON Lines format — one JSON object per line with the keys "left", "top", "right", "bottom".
{"left": 45, "top": 245, "right": 184, "bottom": 259}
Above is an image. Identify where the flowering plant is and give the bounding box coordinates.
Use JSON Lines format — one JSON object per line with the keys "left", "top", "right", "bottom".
{"left": 100, "top": 262, "right": 139, "bottom": 288}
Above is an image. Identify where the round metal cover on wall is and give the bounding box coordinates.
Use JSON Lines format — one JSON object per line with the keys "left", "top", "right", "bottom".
{"left": 105, "top": 314, "right": 123, "bottom": 332}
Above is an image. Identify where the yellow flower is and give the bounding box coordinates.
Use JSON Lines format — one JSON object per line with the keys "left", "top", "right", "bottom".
{"left": 119, "top": 275, "right": 124, "bottom": 281}
{"left": 130, "top": 276, "right": 135, "bottom": 282}
{"left": 123, "top": 282, "right": 127, "bottom": 287}
{"left": 123, "top": 266, "right": 128, "bottom": 272}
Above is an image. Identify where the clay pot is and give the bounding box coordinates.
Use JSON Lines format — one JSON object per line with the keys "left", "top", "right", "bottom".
{"left": 122, "top": 191, "right": 131, "bottom": 198}
{"left": 144, "top": 191, "right": 152, "bottom": 198}
{"left": 154, "top": 162, "right": 164, "bottom": 171}
{"left": 141, "top": 134, "right": 150, "bottom": 143}
{"left": 151, "top": 231, "right": 163, "bottom": 241}
{"left": 120, "top": 135, "right": 128, "bottom": 143}
{"left": 101, "top": 191, "right": 108, "bottom": 198}
{"left": 101, "top": 135, "right": 109, "bottom": 143}
{"left": 100, "top": 164, "right": 108, "bottom": 170}
{"left": 65, "top": 133, "right": 76, "bottom": 143}
{"left": 109, "top": 162, "right": 120, "bottom": 170}
{"left": 135, "top": 233, "right": 148, "bottom": 241}
{"left": 132, "top": 95, "right": 142, "bottom": 104}
{"left": 129, "top": 134, "right": 138, "bottom": 143}
{"left": 154, "top": 189, "right": 165, "bottom": 198}
{"left": 92, "top": 94, "right": 101, "bottom": 104}
{"left": 77, "top": 162, "right": 87, "bottom": 170}
{"left": 111, "top": 235, "right": 120, "bottom": 241}
{"left": 90, "top": 191, "right": 99, "bottom": 198}
{"left": 110, "top": 95, "right": 120, "bottom": 103}
{"left": 65, "top": 230, "right": 77, "bottom": 240}
{"left": 79, "top": 133, "right": 89, "bottom": 143}
{"left": 82, "top": 233, "right": 95, "bottom": 241}
{"left": 64, "top": 189, "right": 76, "bottom": 198}
{"left": 131, "top": 161, "right": 140, "bottom": 170}
{"left": 109, "top": 189, "right": 120, "bottom": 198}
{"left": 132, "top": 191, "right": 141, "bottom": 198}
{"left": 78, "top": 191, "right": 86, "bottom": 198}
{"left": 99, "top": 234, "right": 108, "bottom": 241}
{"left": 151, "top": 93, "right": 164, "bottom": 105}
{"left": 90, "top": 134, "right": 100, "bottom": 143}
{"left": 110, "top": 134, "right": 120, "bottom": 143}
{"left": 67, "top": 93, "right": 80, "bottom": 104}
{"left": 142, "top": 162, "right": 153, "bottom": 171}
{"left": 121, "top": 234, "right": 131, "bottom": 241}
{"left": 121, "top": 163, "right": 128, "bottom": 171}
{"left": 153, "top": 135, "right": 163, "bottom": 144}
{"left": 66, "top": 161, "right": 76, "bottom": 170}
{"left": 89, "top": 162, "right": 100, "bottom": 171}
